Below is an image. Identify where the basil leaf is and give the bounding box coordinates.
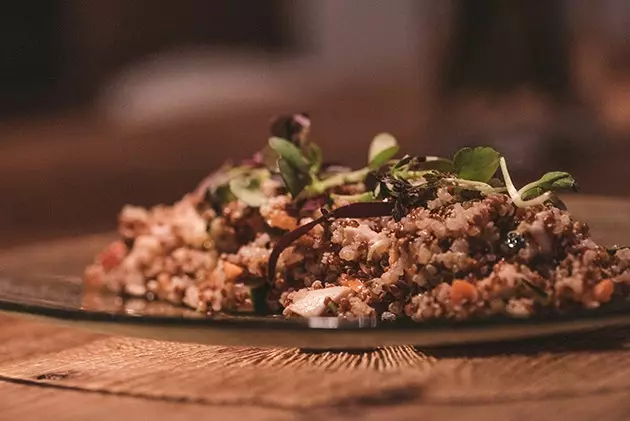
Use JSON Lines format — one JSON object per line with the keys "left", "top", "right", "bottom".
{"left": 269, "top": 137, "right": 310, "bottom": 174}
{"left": 368, "top": 133, "right": 399, "bottom": 169}
{"left": 305, "top": 142, "right": 323, "bottom": 173}
{"left": 453, "top": 146, "right": 500, "bottom": 182}
{"left": 228, "top": 171, "right": 269, "bottom": 207}
{"left": 521, "top": 171, "right": 578, "bottom": 200}
{"left": 277, "top": 158, "right": 309, "bottom": 197}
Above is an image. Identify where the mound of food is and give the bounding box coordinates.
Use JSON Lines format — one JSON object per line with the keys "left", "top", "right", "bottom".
{"left": 85, "top": 114, "right": 630, "bottom": 322}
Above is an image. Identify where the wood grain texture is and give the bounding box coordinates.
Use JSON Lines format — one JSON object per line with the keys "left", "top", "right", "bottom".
{"left": 1, "top": 376, "right": 630, "bottom": 421}
{"left": 0, "top": 380, "right": 295, "bottom": 421}
{"left": 0, "top": 317, "right": 104, "bottom": 365}
{"left": 0, "top": 333, "right": 430, "bottom": 409}
{"left": 2, "top": 322, "right": 630, "bottom": 410}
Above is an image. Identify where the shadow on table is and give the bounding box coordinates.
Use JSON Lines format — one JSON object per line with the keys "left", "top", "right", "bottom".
{"left": 421, "top": 327, "right": 630, "bottom": 358}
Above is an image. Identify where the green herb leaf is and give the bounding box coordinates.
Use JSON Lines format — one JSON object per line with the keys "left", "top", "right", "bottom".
{"left": 453, "top": 146, "right": 500, "bottom": 183}
{"left": 203, "top": 165, "right": 250, "bottom": 208}
{"left": 327, "top": 300, "right": 339, "bottom": 314}
{"left": 368, "top": 133, "right": 399, "bottom": 169}
{"left": 277, "top": 158, "right": 309, "bottom": 197}
{"left": 205, "top": 165, "right": 247, "bottom": 194}
{"left": 212, "top": 184, "right": 235, "bottom": 207}
{"left": 305, "top": 142, "right": 323, "bottom": 174}
{"left": 260, "top": 145, "right": 279, "bottom": 170}
{"left": 331, "top": 192, "right": 375, "bottom": 203}
{"left": 391, "top": 154, "right": 413, "bottom": 170}
{"left": 269, "top": 137, "right": 310, "bottom": 174}
{"left": 520, "top": 171, "right": 578, "bottom": 200}
{"left": 228, "top": 170, "right": 269, "bottom": 207}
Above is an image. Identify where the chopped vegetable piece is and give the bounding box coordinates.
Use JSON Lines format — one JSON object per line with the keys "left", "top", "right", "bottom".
{"left": 286, "top": 287, "right": 350, "bottom": 317}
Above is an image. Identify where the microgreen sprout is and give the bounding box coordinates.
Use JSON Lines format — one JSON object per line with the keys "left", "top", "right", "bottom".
{"left": 200, "top": 114, "right": 580, "bottom": 278}
{"left": 199, "top": 163, "right": 272, "bottom": 210}
{"left": 261, "top": 115, "right": 581, "bottom": 281}
{"left": 499, "top": 157, "right": 578, "bottom": 208}
{"left": 269, "top": 129, "right": 398, "bottom": 199}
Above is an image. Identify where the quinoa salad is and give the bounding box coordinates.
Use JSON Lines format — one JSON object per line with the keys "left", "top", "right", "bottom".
{"left": 84, "top": 114, "right": 630, "bottom": 323}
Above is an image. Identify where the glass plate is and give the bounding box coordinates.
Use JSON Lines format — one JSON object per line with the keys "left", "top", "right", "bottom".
{"left": 1, "top": 195, "right": 629, "bottom": 349}
{"left": 1, "top": 272, "right": 630, "bottom": 349}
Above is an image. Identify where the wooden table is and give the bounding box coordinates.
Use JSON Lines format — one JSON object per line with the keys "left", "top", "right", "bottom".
{"left": 1, "top": 196, "right": 630, "bottom": 420}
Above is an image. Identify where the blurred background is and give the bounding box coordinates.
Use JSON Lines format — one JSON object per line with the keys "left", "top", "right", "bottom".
{"left": 2, "top": 0, "right": 630, "bottom": 248}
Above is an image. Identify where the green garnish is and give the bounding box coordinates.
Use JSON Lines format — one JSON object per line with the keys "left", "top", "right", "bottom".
{"left": 331, "top": 192, "right": 376, "bottom": 203}
{"left": 268, "top": 120, "right": 577, "bottom": 211}
{"left": 520, "top": 171, "right": 578, "bottom": 201}
{"left": 206, "top": 114, "right": 578, "bottom": 229}
{"left": 269, "top": 137, "right": 311, "bottom": 174}
{"left": 228, "top": 169, "right": 270, "bottom": 207}
{"left": 305, "top": 142, "right": 323, "bottom": 174}
{"left": 453, "top": 146, "right": 501, "bottom": 183}
{"left": 269, "top": 132, "right": 398, "bottom": 199}
{"left": 203, "top": 164, "right": 272, "bottom": 209}
{"left": 327, "top": 300, "right": 339, "bottom": 314}
{"left": 500, "top": 158, "right": 578, "bottom": 207}
{"left": 263, "top": 115, "right": 580, "bottom": 281}
{"left": 276, "top": 153, "right": 310, "bottom": 197}
{"left": 259, "top": 144, "right": 280, "bottom": 170}
{"left": 368, "top": 133, "right": 399, "bottom": 169}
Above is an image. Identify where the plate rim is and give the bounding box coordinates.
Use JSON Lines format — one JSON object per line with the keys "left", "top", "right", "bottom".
{"left": 2, "top": 289, "right": 630, "bottom": 333}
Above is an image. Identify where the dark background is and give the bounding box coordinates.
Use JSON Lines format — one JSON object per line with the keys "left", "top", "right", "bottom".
{"left": 0, "top": 1, "right": 292, "bottom": 115}
{"left": 1, "top": 1, "right": 630, "bottom": 247}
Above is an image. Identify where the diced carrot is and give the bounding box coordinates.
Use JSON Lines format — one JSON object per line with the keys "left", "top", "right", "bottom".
{"left": 267, "top": 212, "right": 298, "bottom": 231}
{"left": 337, "top": 274, "right": 364, "bottom": 293}
{"left": 223, "top": 261, "right": 244, "bottom": 281}
{"left": 344, "top": 278, "right": 364, "bottom": 293}
{"left": 83, "top": 264, "right": 104, "bottom": 289}
{"left": 593, "top": 279, "right": 614, "bottom": 303}
{"left": 97, "top": 241, "right": 127, "bottom": 272}
{"left": 450, "top": 279, "right": 479, "bottom": 305}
